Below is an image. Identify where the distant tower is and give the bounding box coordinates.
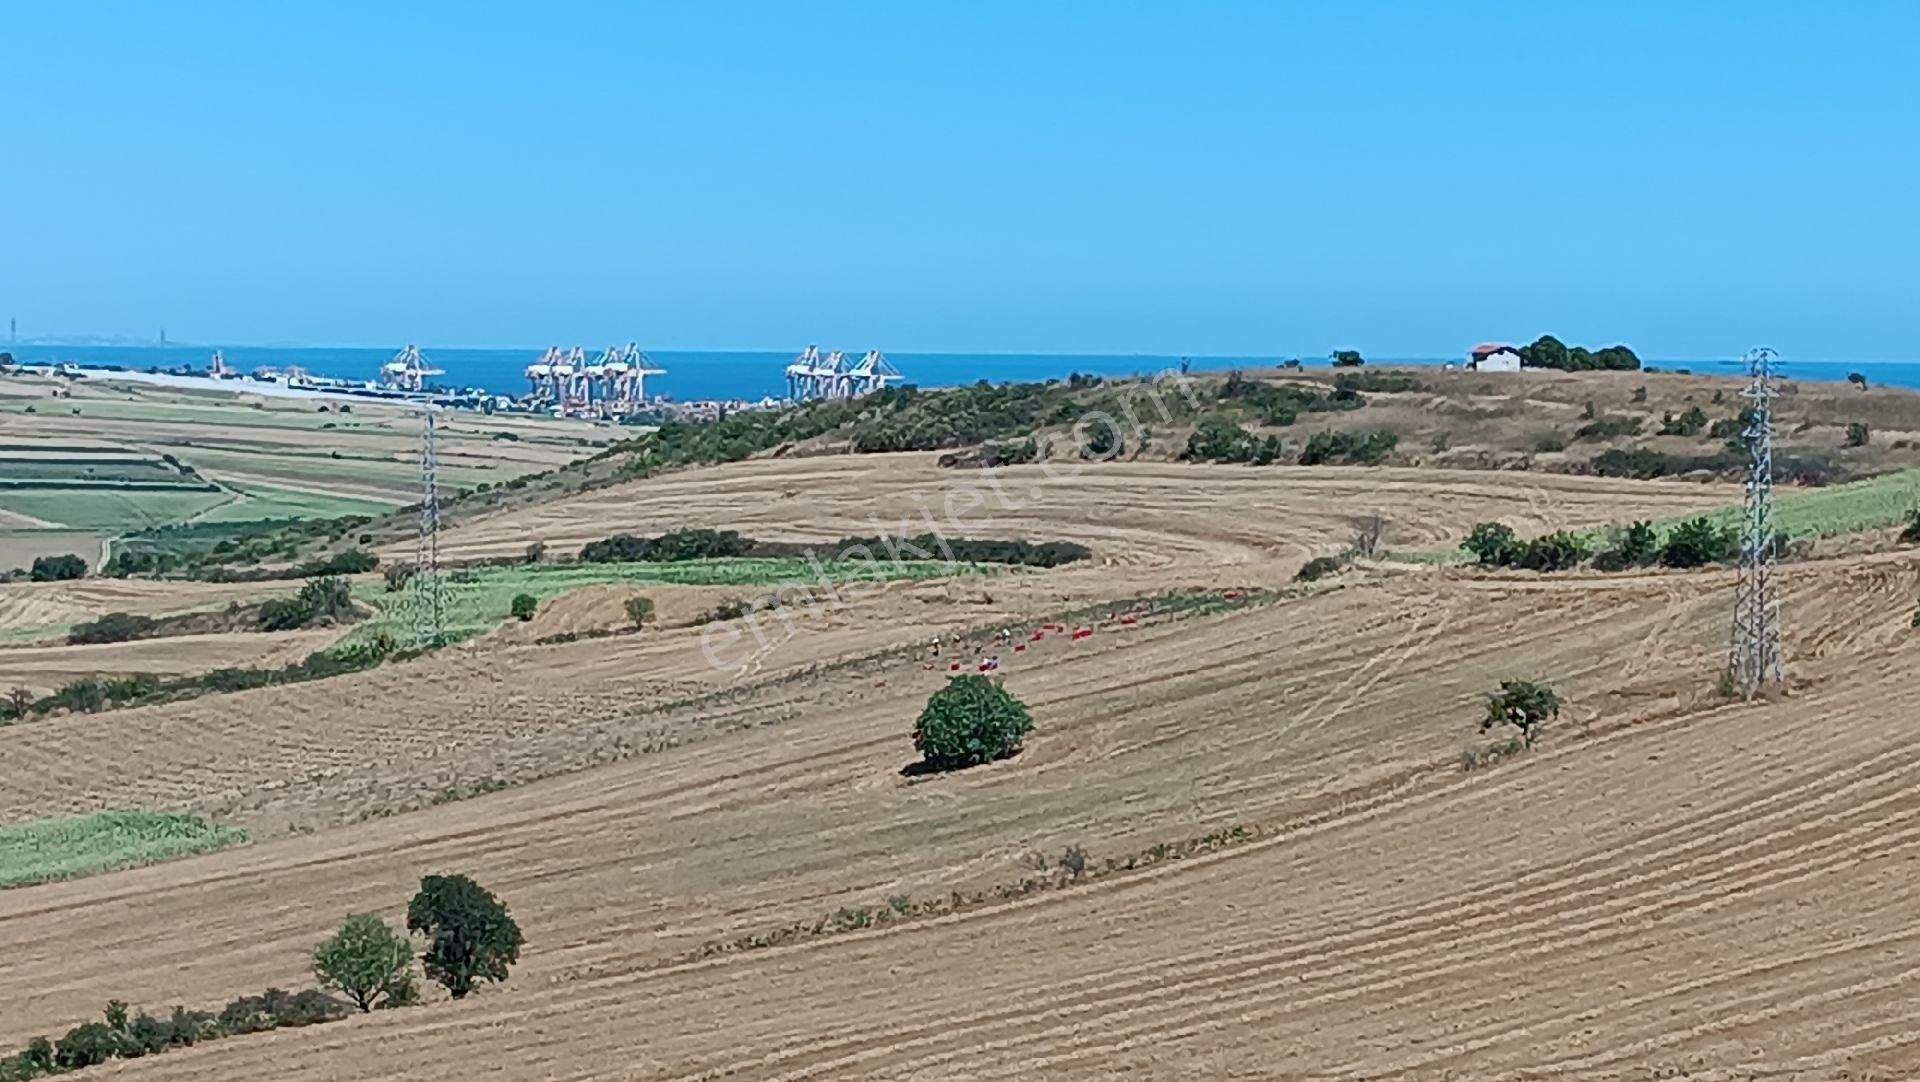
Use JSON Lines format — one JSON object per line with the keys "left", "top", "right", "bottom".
{"left": 413, "top": 411, "right": 448, "bottom": 646}
{"left": 160, "top": 328, "right": 167, "bottom": 347}
{"left": 8, "top": 318, "right": 15, "bottom": 344}
{"left": 1728, "top": 347, "right": 1785, "bottom": 697}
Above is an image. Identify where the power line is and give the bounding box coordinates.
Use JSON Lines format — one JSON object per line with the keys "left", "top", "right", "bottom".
{"left": 1728, "top": 347, "right": 1785, "bottom": 697}
{"left": 413, "top": 409, "right": 448, "bottom": 646}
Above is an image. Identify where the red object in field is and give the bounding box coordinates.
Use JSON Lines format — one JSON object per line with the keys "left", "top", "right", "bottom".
{"left": 1072, "top": 627, "right": 1093, "bottom": 641}
{"left": 1032, "top": 630, "right": 1046, "bottom": 640}
{"left": 1120, "top": 615, "right": 1138, "bottom": 626}
{"left": 1014, "top": 643, "right": 1027, "bottom": 652}
{"left": 950, "top": 661, "right": 961, "bottom": 672}
{"left": 1223, "top": 590, "right": 1240, "bottom": 600}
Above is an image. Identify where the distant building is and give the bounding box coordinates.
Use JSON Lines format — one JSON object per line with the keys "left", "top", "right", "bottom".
{"left": 1468, "top": 343, "right": 1522, "bottom": 372}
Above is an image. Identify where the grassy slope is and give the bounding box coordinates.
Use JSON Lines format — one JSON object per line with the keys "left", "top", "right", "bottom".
{"left": 0, "top": 488, "right": 237, "bottom": 531}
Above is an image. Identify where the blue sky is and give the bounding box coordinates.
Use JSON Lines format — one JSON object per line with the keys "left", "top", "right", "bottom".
{"left": 2, "top": 2, "right": 1915, "bottom": 359}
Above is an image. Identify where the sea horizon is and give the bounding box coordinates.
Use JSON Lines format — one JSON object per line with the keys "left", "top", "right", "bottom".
{"left": 6, "top": 342, "right": 1917, "bottom": 401}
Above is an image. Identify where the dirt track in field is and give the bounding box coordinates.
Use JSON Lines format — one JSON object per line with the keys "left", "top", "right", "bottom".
{"left": 1, "top": 455, "right": 1918, "bottom": 1079}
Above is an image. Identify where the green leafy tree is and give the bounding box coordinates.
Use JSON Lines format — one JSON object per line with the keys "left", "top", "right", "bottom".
{"left": 312, "top": 914, "right": 417, "bottom": 1012}
{"left": 1900, "top": 508, "right": 1920, "bottom": 545}
{"left": 1482, "top": 679, "right": 1561, "bottom": 748}
{"left": 1659, "top": 517, "right": 1738, "bottom": 568}
{"left": 624, "top": 595, "right": 655, "bottom": 628}
{"left": 912, "top": 674, "right": 1034, "bottom": 773}
{"left": 1845, "top": 421, "right": 1870, "bottom": 447}
{"left": 406, "top": 875, "right": 524, "bottom": 999}
{"left": 1461, "top": 522, "right": 1518, "bottom": 566}
{"left": 1848, "top": 371, "right": 1868, "bottom": 390}
{"left": 29, "top": 554, "right": 87, "bottom": 582}
{"left": 1611, "top": 520, "right": 1659, "bottom": 567}
{"left": 510, "top": 593, "right": 538, "bottom": 621}
{"left": 1329, "top": 349, "right": 1365, "bottom": 367}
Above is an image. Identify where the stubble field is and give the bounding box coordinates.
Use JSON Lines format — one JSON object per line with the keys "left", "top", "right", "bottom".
{"left": 1, "top": 431, "right": 1918, "bottom": 1079}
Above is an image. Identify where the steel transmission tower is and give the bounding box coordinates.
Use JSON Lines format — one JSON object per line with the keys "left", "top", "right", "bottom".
{"left": 1728, "top": 347, "right": 1785, "bottom": 696}
{"left": 413, "top": 410, "right": 448, "bottom": 646}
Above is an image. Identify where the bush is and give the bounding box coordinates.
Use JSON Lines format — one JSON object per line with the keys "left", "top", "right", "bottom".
{"left": 312, "top": 914, "right": 416, "bottom": 1012}
{"left": 383, "top": 563, "right": 415, "bottom": 592}
{"left": 1461, "top": 522, "right": 1518, "bottom": 566}
{"left": 1482, "top": 679, "right": 1561, "bottom": 748}
{"left": 1509, "top": 530, "right": 1591, "bottom": 572}
{"left": 1659, "top": 517, "right": 1739, "bottom": 568}
{"left": 1845, "top": 421, "right": 1870, "bottom": 447}
{"left": 407, "top": 874, "right": 524, "bottom": 999}
{"left": 1901, "top": 509, "right": 1920, "bottom": 545}
{"left": 67, "top": 611, "right": 160, "bottom": 646}
{"left": 510, "top": 593, "right": 538, "bottom": 622}
{"left": 1184, "top": 416, "right": 1258, "bottom": 463}
{"left": 911, "top": 675, "right": 1034, "bottom": 773}
{"left": 1294, "top": 555, "right": 1345, "bottom": 582}
{"left": 1518, "top": 335, "right": 1641, "bottom": 372}
{"left": 1299, "top": 429, "right": 1397, "bottom": 466}
{"left": 1330, "top": 350, "right": 1365, "bottom": 367}
{"left": 1659, "top": 406, "right": 1709, "bottom": 436}
{"left": 1573, "top": 415, "right": 1644, "bottom": 441}
{"left": 624, "top": 596, "right": 655, "bottom": 628}
{"left": 29, "top": 554, "right": 87, "bottom": 582}
{"left": 1594, "top": 520, "right": 1659, "bottom": 571}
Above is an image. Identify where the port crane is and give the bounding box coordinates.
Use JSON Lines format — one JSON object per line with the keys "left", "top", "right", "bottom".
{"left": 381, "top": 345, "right": 444, "bottom": 392}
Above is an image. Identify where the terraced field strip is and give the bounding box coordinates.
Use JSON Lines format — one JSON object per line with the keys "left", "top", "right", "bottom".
{"left": 0, "top": 810, "right": 245, "bottom": 888}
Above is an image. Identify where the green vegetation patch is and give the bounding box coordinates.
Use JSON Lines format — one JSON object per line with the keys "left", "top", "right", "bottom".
{"left": 0, "top": 488, "right": 236, "bottom": 531}
{"left": 196, "top": 482, "right": 397, "bottom": 523}
{"left": 0, "top": 810, "right": 246, "bottom": 888}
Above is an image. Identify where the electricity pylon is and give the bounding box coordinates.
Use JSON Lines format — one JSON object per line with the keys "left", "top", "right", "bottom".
{"left": 1727, "top": 347, "right": 1785, "bottom": 697}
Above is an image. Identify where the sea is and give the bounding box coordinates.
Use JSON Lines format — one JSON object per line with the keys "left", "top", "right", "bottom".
{"left": 5, "top": 344, "right": 1918, "bottom": 401}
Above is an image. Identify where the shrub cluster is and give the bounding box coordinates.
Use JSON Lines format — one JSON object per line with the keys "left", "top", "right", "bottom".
{"left": 191, "top": 549, "right": 378, "bottom": 583}
{"left": 1573, "top": 415, "right": 1643, "bottom": 442}
{"left": 1460, "top": 523, "right": 1591, "bottom": 571}
{"left": 29, "top": 554, "right": 87, "bottom": 582}
{"left": 1184, "top": 416, "right": 1281, "bottom": 464}
{"left": 1294, "top": 555, "right": 1345, "bottom": 582}
{"left": 0, "top": 990, "right": 347, "bottom": 1079}
{"left": 822, "top": 535, "right": 1091, "bottom": 568}
{"left": 1518, "top": 335, "right": 1641, "bottom": 372}
{"left": 66, "top": 612, "right": 161, "bottom": 646}
{"left": 1658, "top": 406, "right": 1709, "bottom": 436}
{"left": 1300, "top": 430, "right": 1397, "bottom": 466}
{"left": 258, "top": 575, "right": 355, "bottom": 631}
{"left": 1465, "top": 517, "right": 1742, "bottom": 573}
{"left": 579, "top": 528, "right": 752, "bottom": 563}
{"left": 7, "top": 633, "right": 405, "bottom": 720}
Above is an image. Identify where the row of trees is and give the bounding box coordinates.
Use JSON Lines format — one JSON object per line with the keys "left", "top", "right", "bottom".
{"left": 1463, "top": 517, "right": 1742, "bottom": 573}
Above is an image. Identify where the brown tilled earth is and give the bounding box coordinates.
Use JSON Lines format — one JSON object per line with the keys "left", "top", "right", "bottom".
{"left": 1, "top": 451, "right": 1919, "bottom": 1080}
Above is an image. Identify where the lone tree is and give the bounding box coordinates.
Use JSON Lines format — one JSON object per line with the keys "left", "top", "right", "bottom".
{"left": 912, "top": 674, "right": 1034, "bottom": 773}
{"left": 1329, "top": 349, "right": 1366, "bottom": 367}
{"left": 406, "top": 874, "right": 524, "bottom": 999}
{"left": 624, "top": 595, "right": 655, "bottom": 629}
{"left": 1461, "top": 522, "right": 1518, "bottom": 566}
{"left": 1482, "top": 679, "right": 1562, "bottom": 749}
{"left": 510, "top": 593, "right": 538, "bottom": 622}
{"left": 312, "top": 913, "right": 417, "bottom": 1012}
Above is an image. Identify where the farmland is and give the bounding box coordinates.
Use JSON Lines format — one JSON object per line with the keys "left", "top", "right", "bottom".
{"left": 0, "top": 371, "right": 612, "bottom": 571}
{"left": 0, "top": 367, "right": 1918, "bottom": 1078}
{"left": 0, "top": 810, "right": 245, "bottom": 888}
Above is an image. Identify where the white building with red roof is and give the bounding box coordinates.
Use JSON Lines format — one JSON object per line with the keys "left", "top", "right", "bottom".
{"left": 1468, "top": 343, "right": 1523, "bottom": 372}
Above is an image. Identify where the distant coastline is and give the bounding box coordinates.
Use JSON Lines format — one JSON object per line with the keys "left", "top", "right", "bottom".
{"left": 5, "top": 343, "right": 1917, "bottom": 400}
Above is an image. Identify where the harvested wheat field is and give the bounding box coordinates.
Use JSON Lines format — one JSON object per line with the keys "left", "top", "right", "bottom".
{"left": 408, "top": 453, "right": 1746, "bottom": 567}
{"left": 1, "top": 452, "right": 1918, "bottom": 1080}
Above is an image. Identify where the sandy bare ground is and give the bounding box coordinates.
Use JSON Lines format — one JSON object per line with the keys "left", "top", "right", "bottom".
{"left": 0, "top": 456, "right": 1915, "bottom": 1078}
